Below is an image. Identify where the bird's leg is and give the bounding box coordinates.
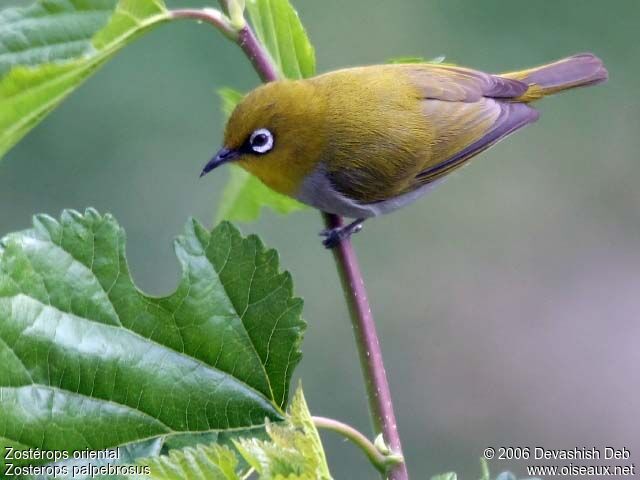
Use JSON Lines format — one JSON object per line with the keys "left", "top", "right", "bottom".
{"left": 319, "top": 218, "right": 366, "bottom": 249}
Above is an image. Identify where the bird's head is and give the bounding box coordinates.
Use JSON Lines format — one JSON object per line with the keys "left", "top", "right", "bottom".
{"left": 202, "top": 79, "right": 327, "bottom": 197}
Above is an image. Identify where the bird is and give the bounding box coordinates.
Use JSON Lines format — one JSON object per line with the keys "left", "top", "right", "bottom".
{"left": 201, "top": 53, "right": 607, "bottom": 248}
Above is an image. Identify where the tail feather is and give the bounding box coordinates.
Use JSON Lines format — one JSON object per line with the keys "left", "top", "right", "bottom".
{"left": 502, "top": 53, "right": 608, "bottom": 99}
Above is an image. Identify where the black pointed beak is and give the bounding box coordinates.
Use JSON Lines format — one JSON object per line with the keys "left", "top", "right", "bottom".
{"left": 200, "top": 147, "right": 240, "bottom": 177}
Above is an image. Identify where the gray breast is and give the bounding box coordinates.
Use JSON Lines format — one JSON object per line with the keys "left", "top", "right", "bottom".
{"left": 295, "top": 164, "right": 445, "bottom": 218}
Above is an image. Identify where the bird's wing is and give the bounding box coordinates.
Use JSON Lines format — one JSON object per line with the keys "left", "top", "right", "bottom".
{"left": 400, "top": 65, "right": 540, "bottom": 191}
{"left": 318, "top": 64, "right": 539, "bottom": 205}
{"left": 406, "top": 64, "right": 530, "bottom": 101}
{"left": 413, "top": 99, "right": 540, "bottom": 186}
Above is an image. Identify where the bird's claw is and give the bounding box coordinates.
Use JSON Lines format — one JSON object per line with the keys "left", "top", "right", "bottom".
{"left": 319, "top": 229, "right": 344, "bottom": 249}
{"left": 318, "top": 220, "right": 364, "bottom": 249}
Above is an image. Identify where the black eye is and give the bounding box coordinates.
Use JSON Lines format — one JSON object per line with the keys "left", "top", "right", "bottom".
{"left": 249, "top": 128, "right": 274, "bottom": 154}
{"left": 252, "top": 134, "right": 268, "bottom": 146}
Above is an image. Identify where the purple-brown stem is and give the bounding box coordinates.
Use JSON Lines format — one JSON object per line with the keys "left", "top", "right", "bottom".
{"left": 236, "top": 26, "right": 280, "bottom": 83}
{"left": 173, "top": 10, "right": 279, "bottom": 83}
{"left": 173, "top": 7, "right": 408, "bottom": 478}
{"left": 322, "top": 214, "right": 408, "bottom": 480}
{"left": 171, "top": 9, "right": 237, "bottom": 39}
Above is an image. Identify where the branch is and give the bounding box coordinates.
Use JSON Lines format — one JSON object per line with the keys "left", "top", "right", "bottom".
{"left": 313, "top": 416, "right": 403, "bottom": 473}
{"left": 171, "top": 8, "right": 279, "bottom": 83}
{"left": 322, "top": 214, "right": 408, "bottom": 480}
{"left": 236, "top": 26, "right": 280, "bottom": 83}
{"left": 171, "top": 6, "right": 408, "bottom": 479}
{"left": 171, "top": 9, "right": 237, "bottom": 40}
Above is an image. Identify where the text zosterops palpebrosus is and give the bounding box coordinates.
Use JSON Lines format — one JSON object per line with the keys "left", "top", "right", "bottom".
{"left": 202, "top": 53, "right": 607, "bottom": 247}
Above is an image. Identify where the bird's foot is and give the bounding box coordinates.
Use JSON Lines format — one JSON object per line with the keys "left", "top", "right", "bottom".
{"left": 319, "top": 219, "right": 365, "bottom": 249}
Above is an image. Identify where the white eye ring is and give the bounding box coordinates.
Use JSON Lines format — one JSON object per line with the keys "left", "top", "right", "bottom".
{"left": 249, "top": 128, "right": 274, "bottom": 154}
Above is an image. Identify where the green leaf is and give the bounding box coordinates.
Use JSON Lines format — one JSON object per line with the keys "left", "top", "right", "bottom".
{"left": 0, "top": 0, "right": 171, "bottom": 160}
{"left": 132, "top": 387, "right": 329, "bottom": 480}
{"left": 139, "top": 444, "right": 244, "bottom": 480}
{"left": 234, "top": 385, "right": 332, "bottom": 479}
{"left": 0, "top": 209, "right": 305, "bottom": 470}
{"left": 215, "top": 88, "right": 306, "bottom": 222}
{"left": 387, "top": 56, "right": 428, "bottom": 64}
{"left": 479, "top": 458, "right": 491, "bottom": 480}
{"left": 431, "top": 474, "right": 458, "bottom": 480}
{"left": 387, "top": 55, "right": 447, "bottom": 64}
{"left": 226, "top": 0, "right": 247, "bottom": 30}
{"left": 158, "top": 428, "right": 266, "bottom": 476}
{"left": 24, "top": 438, "right": 163, "bottom": 480}
{"left": 246, "top": 0, "right": 316, "bottom": 80}
{"left": 218, "top": 87, "right": 246, "bottom": 118}
{"left": 217, "top": 165, "right": 307, "bottom": 223}
{"left": 27, "top": 431, "right": 267, "bottom": 480}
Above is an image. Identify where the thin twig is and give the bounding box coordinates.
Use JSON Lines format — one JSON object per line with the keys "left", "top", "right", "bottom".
{"left": 313, "top": 416, "right": 403, "bottom": 473}
{"left": 171, "top": 8, "right": 237, "bottom": 40}
{"left": 236, "top": 26, "right": 280, "bottom": 83}
{"left": 322, "top": 214, "right": 408, "bottom": 480}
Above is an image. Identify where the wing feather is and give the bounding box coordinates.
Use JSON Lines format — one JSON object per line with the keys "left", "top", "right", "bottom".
{"left": 318, "top": 64, "right": 539, "bottom": 205}
{"left": 397, "top": 65, "right": 539, "bottom": 191}
{"left": 414, "top": 101, "right": 539, "bottom": 186}
{"left": 404, "top": 65, "right": 530, "bottom": 101}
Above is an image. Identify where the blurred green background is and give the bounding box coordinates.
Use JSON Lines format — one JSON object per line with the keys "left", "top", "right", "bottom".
{"left": 2, "top": 0, "right": 638, "bottom": 478}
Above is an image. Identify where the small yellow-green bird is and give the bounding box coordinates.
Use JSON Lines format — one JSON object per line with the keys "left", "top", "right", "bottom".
{"left": 202, "top": 53, "right": 607, "bottom": 247}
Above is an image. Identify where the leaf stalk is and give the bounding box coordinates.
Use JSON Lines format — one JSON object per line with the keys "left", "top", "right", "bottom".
{"left": 313, "top": 416, "right": 403, "bottom": 473}
{"left": 171, "top": 8, "right": 238, "bottom": 40}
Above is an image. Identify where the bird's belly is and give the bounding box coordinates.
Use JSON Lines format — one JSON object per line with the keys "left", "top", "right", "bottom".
{"left": 295, "top": 167, "right": 378, "bottom": 218}
{"left": 295, "top": 166, "right": 444, "bottom": 218}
